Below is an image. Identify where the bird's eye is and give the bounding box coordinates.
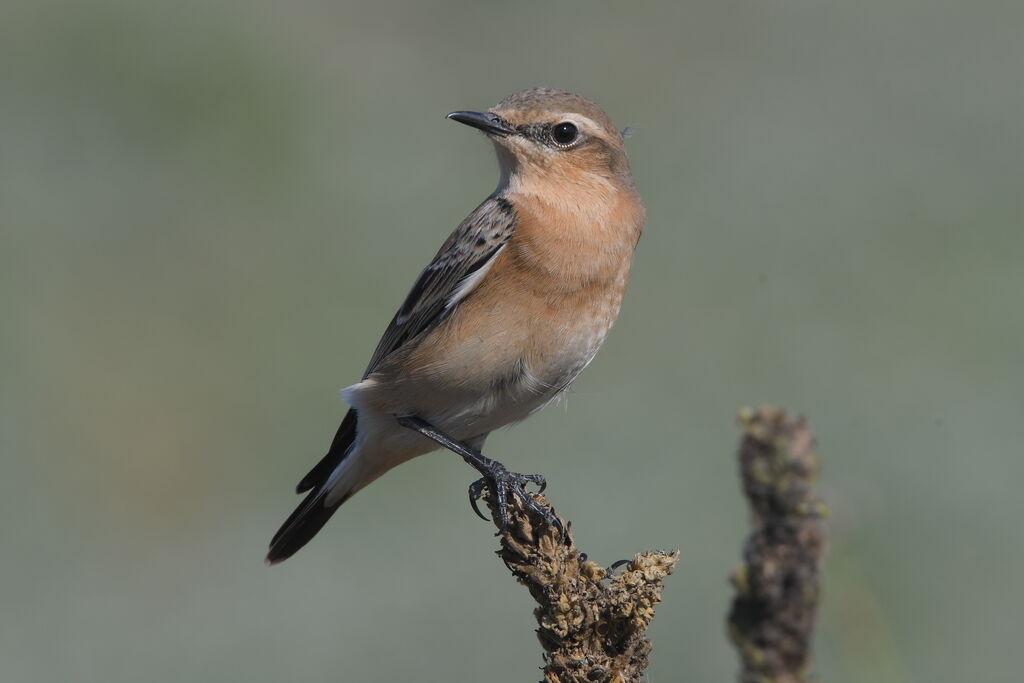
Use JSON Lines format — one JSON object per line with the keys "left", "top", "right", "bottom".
{"left": 550, "top": 122, "right": 579, "bottom": 146}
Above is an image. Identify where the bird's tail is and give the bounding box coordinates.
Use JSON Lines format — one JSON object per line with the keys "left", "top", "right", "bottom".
{"left": 265, "top": 486, "right": 351, "bottom": 565}
{"left": 266, "top": 410, "right": 365, "bottom": 565}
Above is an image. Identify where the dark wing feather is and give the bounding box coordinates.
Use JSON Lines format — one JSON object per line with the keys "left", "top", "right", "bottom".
{"left": 363, "top": 196, "right": 516, "bottom": 375}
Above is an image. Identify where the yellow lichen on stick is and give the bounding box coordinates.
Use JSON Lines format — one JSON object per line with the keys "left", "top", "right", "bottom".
{"left": 483, "top": 491, "right": 678, "bottom": 683}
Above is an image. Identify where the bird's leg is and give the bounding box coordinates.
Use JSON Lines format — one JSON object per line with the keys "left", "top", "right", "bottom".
{"left": 394, "top": 415, "right": 561, "bottom": 534}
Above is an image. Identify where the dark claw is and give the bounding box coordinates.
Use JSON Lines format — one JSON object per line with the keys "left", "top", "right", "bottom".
{"left": 518, "top": 489, "right": 564, "bottom": 537}
{"left": 468, "top": 479, "right": 491, "bottom": 521}
{"left": 607, "top": 559, "right": 630, "bottom": 574}
{"left": 521, "top": 473, "right": 547, "bottom": 493}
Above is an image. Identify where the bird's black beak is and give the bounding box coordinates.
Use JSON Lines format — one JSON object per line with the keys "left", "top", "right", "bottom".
{"left": 446, "top": 111, "right": 515, "bottom": 137}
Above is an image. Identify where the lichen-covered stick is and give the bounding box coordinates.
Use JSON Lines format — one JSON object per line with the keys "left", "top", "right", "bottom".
{"left": 483, "top": 487, "right": 678, "bottom": 683}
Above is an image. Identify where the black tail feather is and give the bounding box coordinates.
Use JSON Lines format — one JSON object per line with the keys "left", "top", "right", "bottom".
{"left": 267, "top": 409, "right": 359, "bottom": 564}
{"left": 296, "top": 409, "right": 357, "bottom": 494}
{"left": 266, "top": 487, "right": 353, "bottom": 565}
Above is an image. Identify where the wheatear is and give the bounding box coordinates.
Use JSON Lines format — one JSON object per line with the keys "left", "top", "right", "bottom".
{"left": 267, "top": 88, "right": 645, "bottom": 564}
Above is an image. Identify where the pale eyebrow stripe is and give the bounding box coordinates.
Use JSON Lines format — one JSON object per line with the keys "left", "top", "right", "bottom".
{"left": 561, "top": 115, "right": 600, "bottom": 131}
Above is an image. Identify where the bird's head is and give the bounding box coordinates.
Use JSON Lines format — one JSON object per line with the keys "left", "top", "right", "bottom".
{"left": 447, "top": 88, "right": 634, "bottom": 194}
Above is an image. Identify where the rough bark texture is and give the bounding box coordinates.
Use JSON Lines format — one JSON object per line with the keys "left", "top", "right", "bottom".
{"left": 728, "top": 406, "right": 828, "bottom": 683}
{"left": 484, "top": 491, "right": 678, "bottom": 683}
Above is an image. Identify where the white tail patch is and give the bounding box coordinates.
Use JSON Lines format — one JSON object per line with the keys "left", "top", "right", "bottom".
{"left": 323, "top": 453, "right": 364, "bottom": 506}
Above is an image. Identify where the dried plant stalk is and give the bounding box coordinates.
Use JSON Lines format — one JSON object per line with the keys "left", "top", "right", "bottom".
{"left": 728, "top": 406, "right": 828, "bottom": 683}
{"left": 484, "top": 491, "right": 678, "bottom": 683}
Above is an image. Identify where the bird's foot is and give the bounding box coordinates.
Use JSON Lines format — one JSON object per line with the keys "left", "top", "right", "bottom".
{"left": 468, "top": 464, "right": 562, "bottom": 536}
{"left": 392, "top": 414, "right": 563, "bottom": 536}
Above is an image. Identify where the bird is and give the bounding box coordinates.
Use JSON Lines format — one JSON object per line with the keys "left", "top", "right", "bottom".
{"left": 267, "top": 88, "right": 646, "bottom": 564}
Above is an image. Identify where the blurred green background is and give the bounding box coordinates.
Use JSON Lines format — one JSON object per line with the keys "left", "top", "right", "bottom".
{"left": 2, "top": 0, "right": 1022, "bottom": 681}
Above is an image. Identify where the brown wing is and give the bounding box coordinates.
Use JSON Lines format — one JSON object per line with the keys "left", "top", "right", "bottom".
{"left": 291, "top": 196, "right": 516, "bottom": 497}
{"left": 363, "top": 195, "right": 516, "bottom": 376}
